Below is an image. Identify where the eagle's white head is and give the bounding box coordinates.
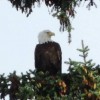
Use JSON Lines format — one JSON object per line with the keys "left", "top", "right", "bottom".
{"left": 38, "top": 30, "right": 55, "bottom": 44}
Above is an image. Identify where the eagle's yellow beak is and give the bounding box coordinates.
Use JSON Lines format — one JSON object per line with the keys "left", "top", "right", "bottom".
{"left": 47, "top": 32, "right": 55, "bottom": 36}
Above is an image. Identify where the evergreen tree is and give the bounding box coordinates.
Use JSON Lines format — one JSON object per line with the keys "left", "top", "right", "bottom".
{"left": 0, "top": 41, "right": 100, "bottom": 100}
{"left": 7, "top": 0, "right": 97, "bottom": 43}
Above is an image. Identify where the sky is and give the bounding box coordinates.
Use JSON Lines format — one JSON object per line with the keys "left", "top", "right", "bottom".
{"left": 0, "top": 0, "right": 100, "bottom": 75}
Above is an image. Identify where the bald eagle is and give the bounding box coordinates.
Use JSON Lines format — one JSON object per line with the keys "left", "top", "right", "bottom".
{"left": 35, "top": 30, "right": 62, "bottom": 75}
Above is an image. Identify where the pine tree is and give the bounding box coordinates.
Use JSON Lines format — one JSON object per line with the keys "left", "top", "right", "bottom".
{"left": 7, "top": 0, "right": 97, "bottom": 43}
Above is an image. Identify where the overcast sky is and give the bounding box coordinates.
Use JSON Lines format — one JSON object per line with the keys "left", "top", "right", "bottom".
{"left": 0, "top": 0, "right": 100, "bottom": 75}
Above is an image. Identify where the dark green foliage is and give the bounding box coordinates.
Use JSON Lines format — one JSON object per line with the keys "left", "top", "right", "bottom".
{"left": 65, "top": 41, "right": 100, "bottom": 100}
{"left": 0, "top": 41, "right": 100, "bottom": 99}
{"left": 0, "top": 70, "right": 68, "bottom": 100}
{"left": 7, "top": 0, "right": 97, "bottom": 43}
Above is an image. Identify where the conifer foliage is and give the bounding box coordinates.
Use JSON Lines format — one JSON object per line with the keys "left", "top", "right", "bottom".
{"left": 0, "top": 41, "right": 100, "bottom": 100}
{"left": 8, "top": 0, "right": 97, "bottom": 43}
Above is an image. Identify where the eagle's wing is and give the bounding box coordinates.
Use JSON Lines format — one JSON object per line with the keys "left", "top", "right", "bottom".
{"left": 35, "top": 42, "right": 62, "bottom": 75}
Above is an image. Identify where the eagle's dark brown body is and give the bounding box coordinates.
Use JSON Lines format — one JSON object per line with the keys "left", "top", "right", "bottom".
{"left": 35, "top": 42, "right": 62, "bottom": 75}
